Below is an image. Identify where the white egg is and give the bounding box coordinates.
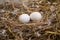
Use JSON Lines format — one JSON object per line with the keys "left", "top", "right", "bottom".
{"left": 30, "top": 12, "right": 42, "bottom": 21}
{"left": 19, "top": 14, "right": 30, "bottom": 23}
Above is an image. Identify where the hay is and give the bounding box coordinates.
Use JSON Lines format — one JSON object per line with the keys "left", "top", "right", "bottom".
{"left": 0, "top": 0, "right": 60, "bottom": 40}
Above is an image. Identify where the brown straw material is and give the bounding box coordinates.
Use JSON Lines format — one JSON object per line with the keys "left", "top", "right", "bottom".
{"left": 0, "top": 0, "right": 60, "bottom": 40}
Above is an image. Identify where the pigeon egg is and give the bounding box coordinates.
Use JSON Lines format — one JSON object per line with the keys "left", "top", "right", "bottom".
{"left": 30, "top": 12, "right": 42, "bottom": 21}
{"left": 19, "top": 14, "right": 30, "bottom": 23}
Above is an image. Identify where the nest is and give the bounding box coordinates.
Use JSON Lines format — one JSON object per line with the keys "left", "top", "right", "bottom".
{"left": 0, "top": 0, "right": 60, "bottom": 40}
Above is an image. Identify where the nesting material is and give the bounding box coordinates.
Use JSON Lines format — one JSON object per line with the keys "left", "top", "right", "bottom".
{"left": 30, "top": 12, "right": 42, "bottom": 21}
{"left": 50, "top": 5, "right": 56, "bottom": 12}
{"left": 19, "top": 14, "right": 30, "bottom": 23}
{"left": 0, "top": 9, "right": 5, "bottom": 13}
{"left": 0, "top": 0, "right": 60, "bottom": 40}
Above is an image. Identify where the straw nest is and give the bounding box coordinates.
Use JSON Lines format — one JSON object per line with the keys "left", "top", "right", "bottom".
{"left": 0, "top": 0, "right": 60, "bottom": 40}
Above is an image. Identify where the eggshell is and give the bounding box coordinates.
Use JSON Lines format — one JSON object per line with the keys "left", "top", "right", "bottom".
{"left": 19, "top": 14, "right": 30, "bottom": 23}
{"left": 30, "top": 12, "right": 42, "bottom": 21}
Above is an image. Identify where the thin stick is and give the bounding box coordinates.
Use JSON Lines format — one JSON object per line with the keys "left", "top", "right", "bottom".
{"left": 10, "top": 0, "right": 15, "bottom": 9}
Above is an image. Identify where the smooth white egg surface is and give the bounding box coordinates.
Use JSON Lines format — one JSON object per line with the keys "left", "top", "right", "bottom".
{"left": 19, "top": 14, "right": 30, "bottom": 23}
{"left": 30, "top": 12, "right": 42, "bottom": 21}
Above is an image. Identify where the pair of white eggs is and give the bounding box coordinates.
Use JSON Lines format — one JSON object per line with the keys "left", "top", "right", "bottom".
{"left": 19, "top": 12, "right": 42, "bottom": 23}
